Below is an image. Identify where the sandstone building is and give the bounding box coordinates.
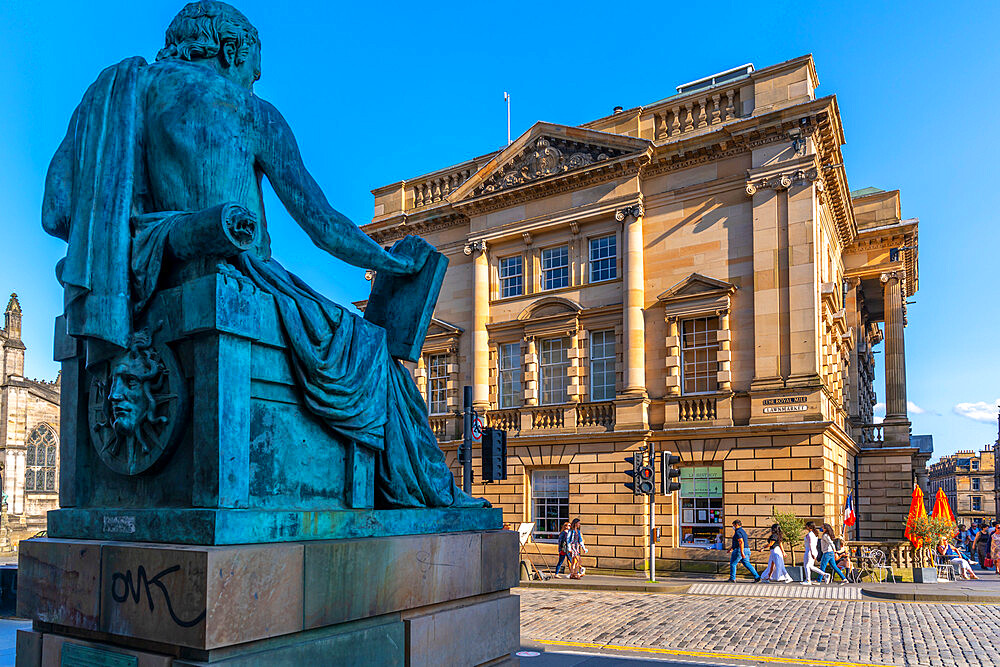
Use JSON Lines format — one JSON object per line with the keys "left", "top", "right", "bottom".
{"left": 0, "top": 293, "right": 60, "bottom": 542}
{"left": 364, "top": 56, "right": 929, "bottom": 571}
{"left": 929, "top": 447, "right": 996, "bottom": 527}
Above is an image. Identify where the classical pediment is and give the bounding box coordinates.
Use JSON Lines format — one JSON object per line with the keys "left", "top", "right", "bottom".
{"left": 657, "top": 273, "right": 737, "bottom": 302}
{"left": 426, "top": 318, "right": 464, "bottom": 336}
{"left": 450, "top": 123, "right": 651, "bottom": 207}
{"left": 516, "top": 297, "right": 582, "bottom": 322}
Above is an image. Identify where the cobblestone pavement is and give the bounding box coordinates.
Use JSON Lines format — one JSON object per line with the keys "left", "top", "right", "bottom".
{"left": 519, "top": 588, "right": 1000, "bottom": 666}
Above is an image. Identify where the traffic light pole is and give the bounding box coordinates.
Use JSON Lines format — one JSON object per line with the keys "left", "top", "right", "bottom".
{"left": 462, "top": 386, "right": 473, "bottom": 494}
{"left": 648, "top": 442, "right": 656, "bottom": 583}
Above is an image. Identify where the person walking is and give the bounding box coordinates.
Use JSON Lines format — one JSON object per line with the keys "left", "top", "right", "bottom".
{"left": 727, "top": 519, "right": 761, "bottom": 583}
{"left": 567, "top": 518, "right": 587, "bottom": 579}
{"left": 801, "top": 522, "right": 825, "bottom": 585}
{"left": 973, "top": 523, "right": 989, "bottom": 569}
{"left": 760, "top": 524, "right": 793, "bottom": 583}
{"left": 553, "top": 522, "right": 571, "bottom": 578}
{"left": 991, "top": 522, "right": 1000, "bottom": 575}
{"left": 818, "top": 524, "right": 848, "bottom": 584}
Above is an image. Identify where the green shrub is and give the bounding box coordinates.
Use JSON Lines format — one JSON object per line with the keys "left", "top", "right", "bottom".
{"left": 772, "top": 510, "right": 805, "bottom": 561}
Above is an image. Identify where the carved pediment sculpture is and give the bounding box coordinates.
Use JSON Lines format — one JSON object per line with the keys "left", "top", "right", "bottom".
{"left": 474, "top": 136, "right": 633, "bottom": 196}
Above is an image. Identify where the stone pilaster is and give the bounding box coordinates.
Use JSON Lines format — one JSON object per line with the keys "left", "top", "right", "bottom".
{"left": 567, "top": 329, "right": 584, "bottom": 403}
{"left": 717, "top": 309, "right": 732, "bottom": 391}
{"left": 523, "top": 336, "right": 538, "bottom": 406}
{"left": 881, "top": 271, "right": 910, "bottom": 446}
{"left": 664, "top": 316, "right": 680, "bottom": 396}
{"left": 617, "top": 204, "right": 646, "bottom": 397}
{"left": 468, "top": 240, "right": 490, "bottom": 411}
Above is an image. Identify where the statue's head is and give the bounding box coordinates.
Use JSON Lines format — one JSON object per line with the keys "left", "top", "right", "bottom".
{"left": 108, "top": 330, "right": 163, "bottom": 437}
{"left": 157, "top": 1, "right": 260, "bottom": 90}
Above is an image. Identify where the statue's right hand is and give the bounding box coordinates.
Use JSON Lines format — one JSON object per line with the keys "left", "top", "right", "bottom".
{"left": 384, "top": 235, "right": 433, "bottom": 275}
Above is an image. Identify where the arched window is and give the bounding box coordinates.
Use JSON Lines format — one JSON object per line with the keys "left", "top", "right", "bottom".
{"left": 25, "top": 424, "right": 57, "bottom": 492}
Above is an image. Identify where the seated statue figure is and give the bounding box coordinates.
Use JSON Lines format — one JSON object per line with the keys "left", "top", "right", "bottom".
{"left": 41, "top": 0, "right": 485, "bottom": 509}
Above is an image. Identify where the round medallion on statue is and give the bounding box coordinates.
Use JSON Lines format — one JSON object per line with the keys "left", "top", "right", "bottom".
{"left": 87, "top": 328, "right": 188, "bottom": 475}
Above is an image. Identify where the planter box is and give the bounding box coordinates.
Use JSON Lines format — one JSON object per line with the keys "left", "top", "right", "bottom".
{"left": 912, "top": 567, "right": 939, "bottom": 583}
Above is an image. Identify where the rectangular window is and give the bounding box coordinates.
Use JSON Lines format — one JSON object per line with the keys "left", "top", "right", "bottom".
{"left": 589, "top": 235, "right": 617, "bottom": 282}
{"left": 973, "top": 478, "right": 981, "bottom": 491}
{"left": 973, "top": 496, "right": 982, "bottom": 511}
{"left": 531, "top": 469, "right": 569, "bottom": 542}
{"left": 540, "top": 337, "right": 570, "bottom": 405}
{"left": 681, "top": 317, "right": 719, "bottom": 395}
{"left": 589, "top": 330, "right": 616, "bottom": 401}
{"left": 972, "top": 460, "right": 980, "bottom": 471}
{"left": 499, "top": 255, "right": 523, "bottom": 298}
{"left": 541, "top": 246, "right": 569, "bottom": 291}
{"left": 427, "top": 354, "right": 448, "bottom": 415}
{"left": 679, "top": 466, "right": 724, "bottom": 544}
{"left": 498, "top": 343, "right": 522, "bottom": 409}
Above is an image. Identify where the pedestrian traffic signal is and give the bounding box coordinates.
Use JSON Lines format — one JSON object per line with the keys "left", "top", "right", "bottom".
{"left": 661, "top": 450, "right": 681, "bottom": 495}
{"left": 624, "top": 451, "right": 642, "bottom": 495}
{"left": 481, "top": 427, "right": 507, "bottom": 482}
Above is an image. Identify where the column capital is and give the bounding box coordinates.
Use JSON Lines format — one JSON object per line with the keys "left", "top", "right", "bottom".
{"left": 615, "top": 203, "right": 644, "bottom": 221}
{"left": 464, "top": 239, "right": 488, "bottom": 255}
{"left": 880, "top": 270, "right": 904, "bottom": 284}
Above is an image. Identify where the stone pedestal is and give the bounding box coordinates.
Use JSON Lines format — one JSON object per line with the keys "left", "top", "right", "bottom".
{"left": 857, "top": 447, "right": 916, "bottom": 540}
{"left": 17, "top": 522, "right": 519, "bottom": 665}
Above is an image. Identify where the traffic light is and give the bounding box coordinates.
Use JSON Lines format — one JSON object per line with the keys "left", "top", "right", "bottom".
{"left": 637, "top": 457, "right": 655, "bottom": 495}
{"left": 481, "top": 427, "right": 507, "bottom": 482}
{"left": 624, "top": 451, "right": 642, "bottom": 495}
{"left": 661, "top": 451, "right": 681, "bottom": 495}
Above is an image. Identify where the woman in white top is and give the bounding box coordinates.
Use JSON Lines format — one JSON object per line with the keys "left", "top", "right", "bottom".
{"left": 760, "top": 523, "right": 793, "bottom": 583}
{"left": 801, "top": 522, "right": 826, "bottom": 585}
{"left": 818, "top": 523, "right": 848, "bottom": 583}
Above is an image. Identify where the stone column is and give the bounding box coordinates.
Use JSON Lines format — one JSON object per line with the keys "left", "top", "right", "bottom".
{"left": 881, "top": 271, "right": 910, "bottom": 446}
{"left": 468, "top": 240, "right": 490, "bottom": 411}
{"left": 618, "top": 204, "right": 646, "bottom": 397}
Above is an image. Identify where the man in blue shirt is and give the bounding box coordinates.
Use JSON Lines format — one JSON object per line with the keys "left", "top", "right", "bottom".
{"left": 728, "top": 519, "right": 761, "bottom": 583}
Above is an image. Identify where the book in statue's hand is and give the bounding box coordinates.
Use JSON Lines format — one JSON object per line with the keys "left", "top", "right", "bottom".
{"left": 364, "top": 236, "right": 448, "bottom": 362}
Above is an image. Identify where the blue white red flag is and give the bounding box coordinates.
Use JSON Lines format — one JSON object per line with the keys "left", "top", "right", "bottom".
{"left": 843, "top": 492, "right": 857, "bottom": 527}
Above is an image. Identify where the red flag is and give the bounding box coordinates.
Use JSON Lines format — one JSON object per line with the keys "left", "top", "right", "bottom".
{"left": 904, "top": 484, "right": 927, "bottom": 548}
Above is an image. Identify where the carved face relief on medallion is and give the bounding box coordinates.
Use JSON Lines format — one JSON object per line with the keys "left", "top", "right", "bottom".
{"left": 89, "top": 328, "right": 188, "bottom": 475}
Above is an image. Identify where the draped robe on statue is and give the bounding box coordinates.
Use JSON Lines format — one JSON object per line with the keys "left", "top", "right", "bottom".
{"left": 45, "top": 57, "right": 484, "bottom": 509}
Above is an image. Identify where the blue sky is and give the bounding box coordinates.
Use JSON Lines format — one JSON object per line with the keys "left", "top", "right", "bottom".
{"left": 1, "top": 1, "right": 997, "bottom": 461}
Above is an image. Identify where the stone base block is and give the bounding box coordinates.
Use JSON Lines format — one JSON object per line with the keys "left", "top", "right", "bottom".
{"left": 47, "top": 507, "right": 501, "bottom": 545}
{"left": 17, "top": 530, "right": 519, "bottom": 665}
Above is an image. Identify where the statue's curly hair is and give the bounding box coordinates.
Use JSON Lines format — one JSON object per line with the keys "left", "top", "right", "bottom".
{"left": 156, "top": 1, "right": 259, "bottom": 65}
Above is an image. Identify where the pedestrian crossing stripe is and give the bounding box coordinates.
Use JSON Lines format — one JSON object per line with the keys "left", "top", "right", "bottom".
{"left": 687, "top": 582, "right": 862, "bottom": 600}
{"left": 534, "top": 639, "right": 891, "bottom": 667}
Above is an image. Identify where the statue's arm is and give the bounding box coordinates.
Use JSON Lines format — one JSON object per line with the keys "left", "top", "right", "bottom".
{"left": 255, "top": 100, "right": 416, "bottom": 274}
{"left": 42, "top": 119, "right": 76, "bottom": 242}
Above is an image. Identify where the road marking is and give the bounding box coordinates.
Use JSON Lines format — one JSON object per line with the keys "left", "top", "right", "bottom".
{"left": 688, "top": 582, "right": 862, "bottom": 600}
{"left": 533, "top": 639, "right": 893, "bottom": 667}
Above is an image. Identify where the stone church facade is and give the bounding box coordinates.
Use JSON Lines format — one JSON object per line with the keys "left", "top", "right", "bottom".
{"left": 364, "top": 55, "right": 929, "bottom": 572}
{"left": 1, "top": 294, "right": 60, "bottom": 543}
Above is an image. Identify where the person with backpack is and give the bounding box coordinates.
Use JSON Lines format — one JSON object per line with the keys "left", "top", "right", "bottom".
{"left": 818, "top": 524, "right": 849, "bottom": 584}
{"left": 554, "top": 522, "right": 571, "bottom": 578}
{"left": 567, "top": 518, "right": 587, "bottom": 579}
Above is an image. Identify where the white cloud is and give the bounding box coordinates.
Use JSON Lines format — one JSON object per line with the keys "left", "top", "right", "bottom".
{"left": 874, "top": 402, "right": 886, "bottom": 415}
{"left": 953, "top": 399, "right": 1000, "bottom": 424}
{"left": 907, "top": 401, "right": 926, "bottom": 415}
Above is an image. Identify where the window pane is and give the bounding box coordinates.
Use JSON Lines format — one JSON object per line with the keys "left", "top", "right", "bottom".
{"left": 540, "top": 338, "right": 569, "bottom": 404}
{"left": 499, "top": 255, "right": 523, "bottom": 298}
{"left": 45, "top": 470, "right": 55, "bottom": 491}
{"left": 47, "top": 445, "right": 57, "bottom": 466}
{"left": 26, "top": 445, "right": 35, "bottom": 467}
{"left": 679, "top": 465, "right": 724, "bottom": 543}
{"left": 589, "top": 330, "right": 616, "bottom": 401}
{"left": 680, "top": 317, "right": 719, "bottom": 395}
{"left": 498, "top": 343, "right": 522, "bottom": 409}
{"left": 531, "top": 470, "right": 569, "bottom": 541}
{"left": 541, "top": 246, "right": 569, "bottom": 290}
{"left": 427, "top": 354, "right": 449, "bottom": 414}
{"left": 589, "top": 235, "right": 617, "bottom": 282}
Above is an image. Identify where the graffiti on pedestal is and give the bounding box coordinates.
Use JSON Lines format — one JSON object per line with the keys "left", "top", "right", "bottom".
{"left": 110, "top": 565, "right": 206, "bottom": 628}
